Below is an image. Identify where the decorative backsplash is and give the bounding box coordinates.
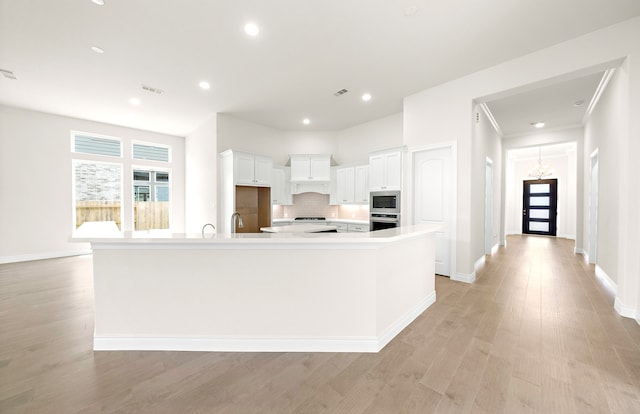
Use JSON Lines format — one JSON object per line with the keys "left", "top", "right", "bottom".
{"left": 272, "top": 193, "right": 369, "bottom": 220}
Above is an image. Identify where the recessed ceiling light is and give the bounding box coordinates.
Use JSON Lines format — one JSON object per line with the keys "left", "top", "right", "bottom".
{"left": 573, "top": 100, "right": 585, "bottom": 107}
{"left": 404, "top": 6, "right": 419, "bottom": 16}
{"left": 199, "top": 81, "right": 210, "bottom": 90}
{"left": 302, "top": 118, "right": 311, "bottom": 125}
{"left": 130, "top": 97, "right": 141, "bottom": 106}
{"left": 531, "top": 122, "right": 545, "bottom": 128}
{"left": 90, "top": 46, "right": 104, "bottom": 54}
{"left": 362, "top": 93, "right": 372, "bottom": 102}
{"left": 244, "top": 22, "right": 260, "bottom": 37}
{"left": 91, "top": 0, "right": 105, "bottom": 5}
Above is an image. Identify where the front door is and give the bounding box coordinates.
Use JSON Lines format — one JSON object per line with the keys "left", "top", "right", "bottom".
{"left": 522, "top": 179, "right": 557, "bottom": 236}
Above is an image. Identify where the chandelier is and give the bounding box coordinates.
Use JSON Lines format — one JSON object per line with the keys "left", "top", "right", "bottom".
{"left": 528, "top": 147, "right": 552, "bottom": 180}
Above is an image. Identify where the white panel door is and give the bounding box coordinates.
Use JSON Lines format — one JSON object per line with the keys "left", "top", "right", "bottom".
{"left": 413, "top": 147, "right": 452, "bottom": 276}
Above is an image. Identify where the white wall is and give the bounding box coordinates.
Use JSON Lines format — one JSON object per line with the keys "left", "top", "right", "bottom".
{"left": 0, "top": 105, "right": 185, "bottom": 262}
{"left": 335, "top": 113, "right": 403, "bottom": 165}
{"left": 404, "top": 17, "right": 640, "bottom": 287}
{"left": 584, "top": 66, "right": 627, "bottom": 285}
{"left": 185, "top": 115, "right": 217, "bottom": 233}
{"left": 471, "top": 105, "right": 502, "bottom": 263}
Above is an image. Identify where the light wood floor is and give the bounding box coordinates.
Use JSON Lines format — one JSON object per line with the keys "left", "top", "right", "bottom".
{"left": 2, "top": 235, "right": 640, "bottom": 413}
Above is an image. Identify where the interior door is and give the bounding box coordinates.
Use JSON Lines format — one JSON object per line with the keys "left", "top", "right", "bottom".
{"left": 413, "top": 147, "right": 452, "bottom": 276}
{"left": 522, "top": 179, "right": 557, "bottom": 236}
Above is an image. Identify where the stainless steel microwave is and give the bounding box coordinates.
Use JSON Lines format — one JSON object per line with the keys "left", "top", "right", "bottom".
{"left": 370, "top": 190, "right": 400, "bottom": 214}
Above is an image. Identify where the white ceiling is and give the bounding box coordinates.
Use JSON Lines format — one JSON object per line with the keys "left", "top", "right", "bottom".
{"left": 486, "top": 71, "right": 605, "bottom": 137}
{"left": 1, "top": 1, "right": 639, "bottom": 136}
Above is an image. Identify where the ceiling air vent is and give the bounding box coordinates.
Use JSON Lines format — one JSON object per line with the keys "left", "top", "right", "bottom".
{"left": 333, "top": 88, "right": 349, "bottom": 97}
{"left": 141, "top": 84, "right": 164, "bottom": 94}
{"left": 0, "top": 68, "right": 17, "bottom": 80}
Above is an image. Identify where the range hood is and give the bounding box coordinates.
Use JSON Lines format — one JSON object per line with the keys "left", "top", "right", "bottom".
{"left": 290, "top": 181, "right": 330, "bottom": 195}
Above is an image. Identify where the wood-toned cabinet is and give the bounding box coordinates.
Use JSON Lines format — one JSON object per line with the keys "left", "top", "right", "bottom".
{"left": 369, "top": 148, "right": 402, "bottom": 191}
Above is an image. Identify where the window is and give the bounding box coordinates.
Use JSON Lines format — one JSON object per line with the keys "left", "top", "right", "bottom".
{"left": 133, "top": 169, "right": 170, "bottom": 231}
{"left": 71, "top": 132, "right": 173, "bottom": 235}
{"left": 73, "top": 160, "right": 122, "bottom": 232}
{"left": 133, "top": 142, "right": 170, "bottom": 162}
{"left": 73, "top": 134, "right": 122, "bottom": 157}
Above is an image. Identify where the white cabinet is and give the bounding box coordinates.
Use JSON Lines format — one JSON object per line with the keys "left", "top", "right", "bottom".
{"left": 327, "top": 221, "right": 369, "bottom": 233}
{"left": 234, "top": 152, "right": 273, "bottom": 186}
{"left": 271, "top": 166, "right": 292, "bottom": 205}
{"left": 290, "top": 155, "right": 331, "bottom": 182}
{"left": 347, "top": 223, "right": 369, "bottom": 232}
{"left": 336, "top": 167, "right": 355, "bottom": 203}
{"left": 354, "top": 165, "right": 369, "bottom": 203}
{"left": 335, "top": 164, "right": 368, "bottom": 204}
{"left": 369, "top": 148, "right": 402, "bottom": 191}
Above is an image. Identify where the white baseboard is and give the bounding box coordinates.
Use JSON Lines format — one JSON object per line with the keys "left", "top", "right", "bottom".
{"left": 0, "top": 249, "right": 91, "bottom": 264}
{"left": 614, "top": 297, "right": 637, "bottom": 320}
{"left": 491, "top": 243, "right": 499, "bottom": 255}
{"left": 558, "top": 233, "right": 576, "bottom": 240}
{"left": 595, "top": 265, "right": 617, "bottom": 294}
{"left": 636, "top": 314, "right": 640, "bottom": 326}
{"left": 500, "top": 239, "right": 507, "bottom": 247}
{"left": 95, "top": 291, "right": 438, "bottom": 354}
{"left": 94, "top": 335, "right": 380, "bottom": 353}
{"left": 452, "top": 272, "right": 476, "bottom": 284}
{"left": 377, "top": 291, "right": 436, "bottom": 351}
{"left": 475, "top": 255, "right": 485, "bottom": 269}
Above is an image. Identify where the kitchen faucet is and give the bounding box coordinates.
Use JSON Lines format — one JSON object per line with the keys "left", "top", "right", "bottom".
{"left": 230, "top": 212, "right": 244, "bottom": 233}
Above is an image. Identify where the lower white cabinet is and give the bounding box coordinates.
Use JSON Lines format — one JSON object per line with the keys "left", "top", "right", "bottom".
{"left": 347, "top": 223, "right": 369, "bottom": 232}
{"left": 327, "top": 221, "right": 369, "bottom": 233}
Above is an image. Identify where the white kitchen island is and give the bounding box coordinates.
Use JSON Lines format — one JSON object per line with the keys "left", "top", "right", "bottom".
{"left": 80, "top": 224, "right": 440, "bottom": 353}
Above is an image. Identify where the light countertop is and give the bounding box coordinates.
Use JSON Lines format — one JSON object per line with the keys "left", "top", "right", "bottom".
{"left": 74, "top": 223, "right": 443, "bottom": 249}
{"left": 260, "top": 224, "right": 338, "bottom": 233}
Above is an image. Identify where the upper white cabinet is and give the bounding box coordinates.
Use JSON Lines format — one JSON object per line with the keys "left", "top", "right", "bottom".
{"left": 234, "top": 152, "right": 272, "bottom": 186}
{"left": 335, "top": 164, "right": 369, "bottom": 204}
{"left": 290, "top": 155, "right": 331, "bottom": 182}
{"left": 271, "top": 166, "right": 292, "bottom": 205}
{"left": 354, "top": 165, "right": 369, "bottom": 203}
{"left": 369, "top": 148, "right": 402, "bottom": 191}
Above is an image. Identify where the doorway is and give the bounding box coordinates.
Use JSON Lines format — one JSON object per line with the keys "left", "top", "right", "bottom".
{"left": 522, "top": 179, "right": 557, "bottom": 236}
{"left": 485, "top": 157, "right": 493, "bottom": 254}
{"left": 589, "top": 150, "right": 599, "bottom": 263}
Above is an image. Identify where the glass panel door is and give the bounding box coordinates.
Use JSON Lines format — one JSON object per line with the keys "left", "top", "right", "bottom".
{"left": 522, "top": 179, "right": 557, "bottom": 236}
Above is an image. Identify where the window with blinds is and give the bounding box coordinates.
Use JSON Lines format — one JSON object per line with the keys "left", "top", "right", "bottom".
{"left": 73, "top": 134, "right": 122, "bottom": 157}
{"left": 133, "top": 143, "right": 170, "bottom": 162}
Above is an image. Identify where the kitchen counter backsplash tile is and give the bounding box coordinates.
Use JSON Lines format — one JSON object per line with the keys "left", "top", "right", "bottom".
{"left": 272, "top": 192, "right": 369, "bottom": 220}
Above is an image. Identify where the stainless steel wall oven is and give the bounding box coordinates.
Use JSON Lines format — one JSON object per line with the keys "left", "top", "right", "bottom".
{"left": 370, "top": 191, "right": 400, "bottom": 231}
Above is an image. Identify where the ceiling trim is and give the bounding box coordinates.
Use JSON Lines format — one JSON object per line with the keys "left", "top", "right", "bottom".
{"left": 479, "top": 103, "right": 503, "bottom": 136}
{"left": 583, "top": 68, "right": 616, "bottom": 123}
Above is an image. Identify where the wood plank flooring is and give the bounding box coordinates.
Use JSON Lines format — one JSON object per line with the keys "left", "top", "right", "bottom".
{"left": 1, "top": 235, "right": 640, "bottom": 413}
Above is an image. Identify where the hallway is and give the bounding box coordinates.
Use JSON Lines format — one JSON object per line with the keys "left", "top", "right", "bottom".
{"left": 1, "top": 235, "right": 639, "bottom": 413}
